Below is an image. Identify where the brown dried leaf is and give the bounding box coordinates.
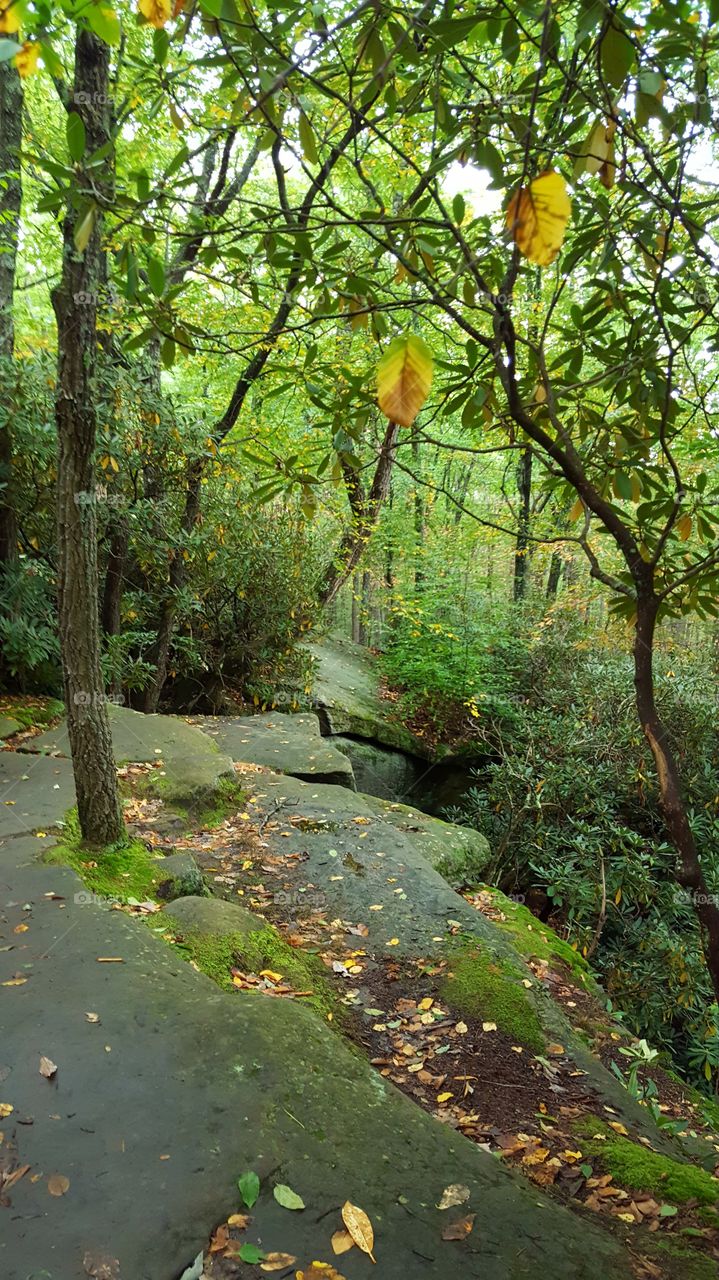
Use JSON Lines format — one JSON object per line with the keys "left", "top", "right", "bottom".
{"left": 442, "top": 1213, "right": 475, "bottom": 1241}
{"left": 331, "top": 1230, "right": 355, "bottom": 1255}
{"left": 437, "top": 1183, "right": 471, "bottom": 1210}
{"left": 260, "top": 1253, "right": 297, "bottom": 1271}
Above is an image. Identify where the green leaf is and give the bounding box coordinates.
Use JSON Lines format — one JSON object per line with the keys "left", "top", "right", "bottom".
{"left": 74, "top": 204, "right": 97, "bottom": 254}
{"left": 600, "top": 20, "right": 635, "bottom": 90}
{"left": 299, "top": 111, "right": 318, "bottom": 165}
{"left": 153, "top": 28, "right": 170, "bottom": 64}
{"left": 273, "top": 1183, "right": 305, "bottom": 1211}
{"left": 0, "top": 39, "right": 21, "bottom": 64}
{"left": 452, "top": 192, "right": 465, "bottom": 224}
{"left": 67, "top": 113, "right": 86, "bottom": 164}
{"left": 86, "top": 6, "right": 122, "bottom": 46}
{"left": 237, "top": 1244, "right": 266, "bottom": 1263}
{"left": 237, "top": 1170, "right": 260, "bottom": 1209}
{"left": 147, "top": 255, "right": 165, "bottom": 298}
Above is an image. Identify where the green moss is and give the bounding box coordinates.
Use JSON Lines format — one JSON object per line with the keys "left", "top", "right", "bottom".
{"left": 141, "top": 774, "right": 246, "bottom": 831}
{"left": 649, "top": 1240, "right": 719, "bottom": 1280}
{"left": 0, "top": 697, "right": 64, "bottom": 730}
{"left": 440, "top": 945, "right": 545, "bottom": 1052}
{"left": 478, "top": 885, "right": 592, "bottom": 980}
{"left": 576, "top": 1118, "right": 719, "bottom": 1207}
{"left": 173, "top": 924, "right": 339, "bottom": 1021}
{"left": 46, "top": 810, "right": 159, "bottom": 903}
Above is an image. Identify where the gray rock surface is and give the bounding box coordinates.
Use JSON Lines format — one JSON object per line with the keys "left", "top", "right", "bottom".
{"left": 192, "top": 710, "right": 355, "bottom": 788}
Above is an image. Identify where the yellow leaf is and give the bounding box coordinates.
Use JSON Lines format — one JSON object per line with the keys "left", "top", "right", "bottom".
{"left": 47, "top": 1173, "right": 70, "bottom": 1196}
{"left": 436, "top": 1091, "right": 454, "bottom": 1103}
{"left": 386, "top": 937, "right": 399, "bottom": 947}
{"left": 377, "top": 333, "right": 433, "bottom": 427}
{"left": 259, "top": 969, "right": 283, "bottom": 983}
{"left": 569, "top": 496, "right": 584, "bottom": 522}
{"left": 506, "top": 171, "right": 572, "bottom": 267}
{"left": 0, "top": 0, "right": 21, "bottom": 34}
{"left": 608, "top": 1121, "right": 629, "bottom": 1136}
{"left": 138, "top": 0, "right": 172, "bottom": 26}
{"left": 676, "top": 514, "right": 692, "bottom": 541}
{"left": 261, "top": 1254, "right": 297, "bottom": 1271}
{"left": 0, "top": 1103, "right": 14, "bottom": 1118}
{"left": 341, "top": 1200, "right": 377, "bottom": 1264}
{"left": 615, "top": 887, "right": 622, "bottom": 905}
{"left": 482, "top": 1021, "right": 497, "bottom": 1032}
{"left": 14, "top": 41, "right": 40, "bottom": 79}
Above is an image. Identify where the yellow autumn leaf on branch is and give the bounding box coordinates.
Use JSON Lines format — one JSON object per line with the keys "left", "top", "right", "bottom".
{"left": 15, "top": 41, "right": 40, "bottom": 78}
{"left": 0, "top": 0, "right": 20, "bottom": 33}
{"left": 377, "top": 333, "right": 433, "bottom": 427}
{"left": 138, "top": 0, "right": 172, "bottom": 28}
{"left": 506, "top": 171, "right": 572, "bottom": 267}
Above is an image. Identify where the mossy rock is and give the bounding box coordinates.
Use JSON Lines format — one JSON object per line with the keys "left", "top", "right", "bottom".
{"left": 164, "top": 897, "right": 338, "bottom": 1020}
{"left": 155, "top": 852, "right": 208, "bottom": 901}
{"left": 477, "top": 884, "right": 594, "bottom": 983}
{"left": 576, "top": 1118, "right": 719, "bottom": 1209}
{"left": 0, "top": 715, "right": 22, "bottom": 739}
{"left": 440, "top": 944, "right": 545, "bottom": 1052}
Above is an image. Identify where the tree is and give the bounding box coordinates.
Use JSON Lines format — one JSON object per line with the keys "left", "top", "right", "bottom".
{"left": 0, "top": 56, "right": 21, "bottom": 569}
{"left": 52, "top": 27, "right": 123, "bottom": 845}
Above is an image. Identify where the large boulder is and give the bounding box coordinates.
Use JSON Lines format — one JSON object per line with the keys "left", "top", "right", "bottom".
{"left": 191, "top": 710, "right": 356, "bottom": 789}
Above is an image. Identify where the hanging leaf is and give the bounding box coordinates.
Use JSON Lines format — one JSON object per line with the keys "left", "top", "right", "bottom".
{"left": 237, "top": 1169, "right": 260, "bottom": 1209}
{"left": 67, "top": 112, "right": 87, "bottom": 163}
{"left": 341, "top": 1201, "right": 376, "bottom": 1263}
{"left": 506, "top": 171, "right": 571, "bottom": 267}
{"left": 377, "top": 333, "right": 433, "bottom": 427}
{"left": 273, "top": 1183, "right": 305, "bottom": 1210}
{"left": 74, "top": 204, "right": 98, "bottom": 254}
{"left": 299, "top": 111, "right": 318, "bottom": 165}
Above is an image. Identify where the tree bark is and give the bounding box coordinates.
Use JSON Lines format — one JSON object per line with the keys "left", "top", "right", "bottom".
{"left": 546, "top": 550, "right": 562, "bottom": 599}
{"left": 320, "top": 420, "right": 400, "bottom": 608}
{"left": 52, "top": 29, "right": 124, "bottom": 846}
{"left": 633, "top": 585, "right": 719, "bottom": 1005}
{"left": 0, "top": 60, "right": 22, "bottom": 568}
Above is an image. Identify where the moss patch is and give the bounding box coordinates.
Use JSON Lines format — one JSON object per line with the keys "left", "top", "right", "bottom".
{"left": 0, "top": 696, "right": 64, "bottom": 731}
{"left": 440, "top": 945, "right": 545, "bottom": 1052}
{"left": 143, "top": 774, "right": 246, "bottom": 830}
{"left": 46, "top": 810, "right": 160, "bottom": 903}
{"left": 478, "top": 885, "right": 591, "bottom": 980}
{"left": 576, "top": 1119, "right": 719, "bottom": 1208}
{"left": 172, "top": 924, "right": 339, "bottom": 1021}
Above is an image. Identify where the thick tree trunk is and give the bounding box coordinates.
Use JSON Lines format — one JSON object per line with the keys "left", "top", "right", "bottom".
{"left": 634, "top": 587, "right": 719, "bottom": 1005}
{"left": 52, "top": 30, "right": 124, "bottom": 846}
{"left": 513, "top": 446, "right": 532, "bottom": 601}
{"left": 0, "top": 61, "right": 22, "bottom": 568}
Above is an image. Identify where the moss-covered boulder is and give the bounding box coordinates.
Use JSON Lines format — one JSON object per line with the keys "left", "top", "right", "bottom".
{"left": 155, "top": 852, "right": 208, "bottom": 901}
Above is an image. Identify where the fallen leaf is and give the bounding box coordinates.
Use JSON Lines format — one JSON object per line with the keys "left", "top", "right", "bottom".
{"left": 2, "top": 977, "right": 27, "bottom": 986}
{"left": 608, "top": 1121, "right": 629, "bottom": 1136}
{"left": 436, "top": 1091, "right": 453, "bottom": 1104}
{"left": 227, "top": 1213, "right": 250, "bottom": 1228}
{"left": 273, "top": 1182, "right": 305, "bottom": 1210}
{"left": 297, "top": 1266, "right": 347, "bottom": 1280}
{"left": 238, "top": 1169, "right": 260, "bottom": 1209}
{"left": 442, "top": 1213, "right": 475, "bottom": 1241}
{"left": 48, "top": 1173, "right": 70, "bottom": 1196}
{"left": 83, "top": 1249, "right": 120, "bottom": 1278}
{"left": 40, "top": 1056, "right": 57, "bottom": 1079}
{"left": 547, "top": 1043, "right": 565, "bottom": 1056}
{"left": 341, "top": 1200, "right": 376, "bottom": 1263}
{"left": 437, "top": 1184, "right": 471, "bottom": 1210}
{"left": 260, "top": 1253, "right": 297, "bottom": 1271}
{"left": 331, "top": 1230, "right": 355, "bottom": 1255}
{"left": 0, "top": 1103, "right": 14, "bottom": 1118}
{"left": 455, "top": 1021, "right": 468, "bottom": 1034}
{"left": 85, "top": 1012, "right": 100, "bottom": 1023}
{"left": 482, "top": 1021, "right": 497, "bottom": 1032}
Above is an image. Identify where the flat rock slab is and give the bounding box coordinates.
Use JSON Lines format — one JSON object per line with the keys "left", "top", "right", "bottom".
{"left": 192, "top": 711, "right": 355, "bottom": 789}
{"left": 0, "top": 752, "right": 76, "bottom": 841}
{"left": 363, "top": 794, "right": 491, "bottom": 885}
{"left": 0, "top": 715, "right": 22, "bottom": 739}
{"left": 165, "top": 894, "right": 262, "bottom": 936}
{"left": 303, "top": 634, "right": 423, "bottom": 754}
{"left": 0, "top": 850, "right": 632, "bottom": 1280}
{"left": 31, "top": 706, "right": 235, "bottom": 814}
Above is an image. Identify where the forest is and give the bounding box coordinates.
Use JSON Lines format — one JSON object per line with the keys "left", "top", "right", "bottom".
{"left": 2, "top": 1, "right": 719, "bottom": 1277}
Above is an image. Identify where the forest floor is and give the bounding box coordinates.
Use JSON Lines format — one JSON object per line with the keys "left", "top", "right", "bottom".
{"left": 1, "top": 688, "right": 718, "bottom": 1280}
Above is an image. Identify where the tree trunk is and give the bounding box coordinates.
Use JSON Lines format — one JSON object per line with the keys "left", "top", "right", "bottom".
{"left": 52, "top": 29, "right": 124, "bottom": 846}
{"left": 101, "top": 514, "right": 129, "bottom": 641}
{"left": 513, "top": 446, "right": 532, "bottom": 601}
{"left": 546, "top": 550, "right": 562, "bottom": 599}
{"left": 351, "top": 570, "right": 361, "bottom": 643}
{"left": 634, "top": 586, "right": 719, "bottom": 1004}
{"left": 359, "top": 570, "right": 371, "bottom": 646}
{"left": 143, "top": 457, "right": 203, "bottom": 713}
{"left": 412, "top": 436, "right": 425, "bottom": 589}
{"left": 320, "top": 420, "right": 399, "bottom": 608}
{"left": 0, "top": 60, "right": 22, "bottom": 568}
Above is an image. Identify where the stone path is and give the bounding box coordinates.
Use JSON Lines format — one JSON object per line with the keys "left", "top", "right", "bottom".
{"left": 0, "top": 707, "right": 649, "bottom": 1279}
